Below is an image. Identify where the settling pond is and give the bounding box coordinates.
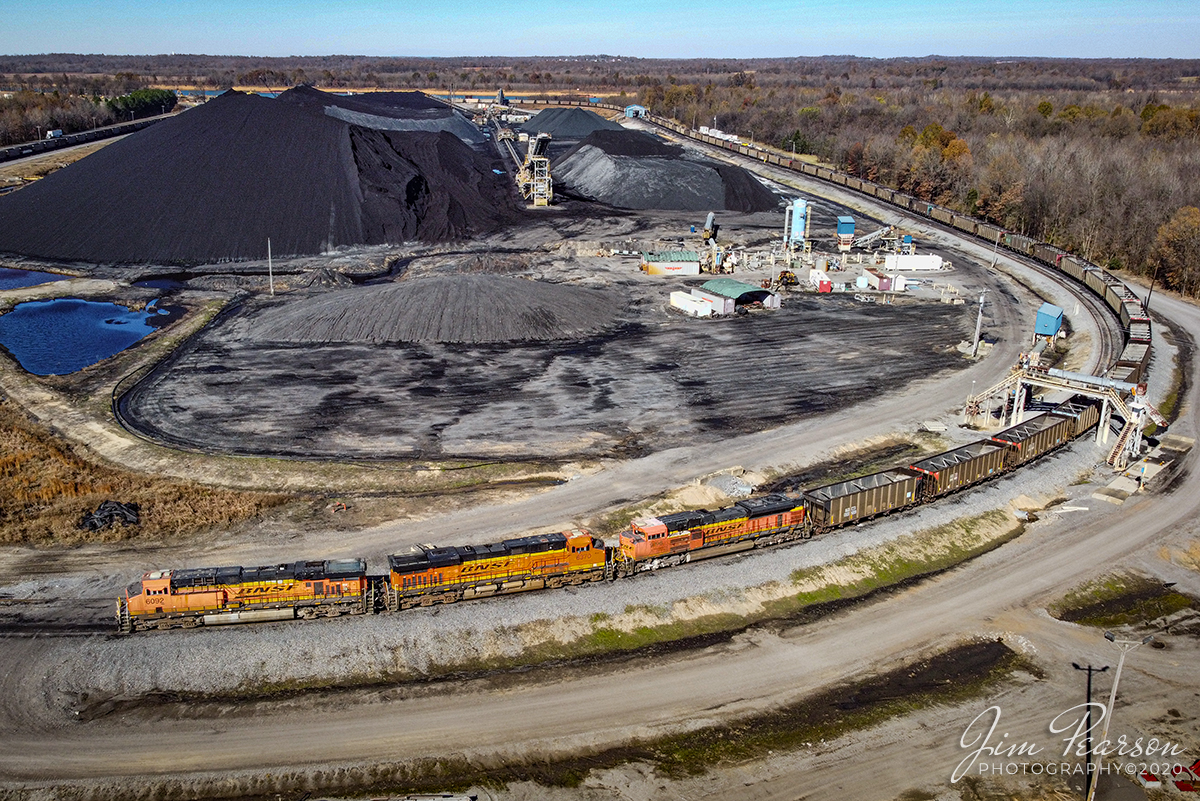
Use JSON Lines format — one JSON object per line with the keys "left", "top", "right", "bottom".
{"left": 0, "top": 298, "right": 179, "bottom": 375}
{"left": 0, "top": 267, "right": 70, "bottom": 290}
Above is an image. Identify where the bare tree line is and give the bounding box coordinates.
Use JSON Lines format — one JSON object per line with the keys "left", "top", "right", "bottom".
{"left": 1, "top": 54, "right": 1198, "bottom": 291}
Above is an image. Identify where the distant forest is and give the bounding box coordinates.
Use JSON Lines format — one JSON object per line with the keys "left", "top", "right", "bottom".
{"left": 2, "top": 54, "right": 1199, "bottom": 293}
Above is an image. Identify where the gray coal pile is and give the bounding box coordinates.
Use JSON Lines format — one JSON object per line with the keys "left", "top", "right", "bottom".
{"left": 244, "top": 274, "right": 626, "bottom": 344}
{"left": 278, "top": 86, "right": 486, "bottom": 144}
{"left": 552, "top": 129, "right": 778, "bottom": 212}
{"left": 0, "top": 91, "right": 518, "bottom": 264}
{"left": 519, "top": 107, "right": 625, "bottom": 139}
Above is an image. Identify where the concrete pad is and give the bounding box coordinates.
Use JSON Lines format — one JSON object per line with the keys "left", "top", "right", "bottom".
{"left": 1123, "top": 459, "right": 1165, "bottom": 482}
{"left": 1158, "top": 433, "right": 1195, "bottom": 452}
{"left": 1092, "top": 487, "right": 1131, "bottom": 505}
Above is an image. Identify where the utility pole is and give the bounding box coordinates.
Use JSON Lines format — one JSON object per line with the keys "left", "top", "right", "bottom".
{"left": 1145, "top": 263, "right": 1159, "bottom": 312}
{"left": 1073, "top": 662, "right": 1109, "bottom": 800}
{"left": 971, "top": 290, "right": 988, "bottom": 358}
{"left": 990, "top": 228, "right": 1003, "bottom": 268}
{"left": 267, "top": 238, "right": 274, "bottom": 296}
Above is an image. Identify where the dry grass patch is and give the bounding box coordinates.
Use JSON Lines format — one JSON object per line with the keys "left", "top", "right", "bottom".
{"left": 0, "top": 394, "right": 285, "bottom": 544}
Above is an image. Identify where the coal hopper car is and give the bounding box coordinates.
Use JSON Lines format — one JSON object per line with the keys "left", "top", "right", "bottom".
{"left": 802, "top": 468, "right": 923, "bottom": 533}
{"left": 908, "top": 441, "right": 1008, "bottom": 499}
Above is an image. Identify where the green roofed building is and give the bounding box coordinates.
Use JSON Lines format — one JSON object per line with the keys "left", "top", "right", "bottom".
{"left": 699, "top": 278, "right": 780, "bottom": 309}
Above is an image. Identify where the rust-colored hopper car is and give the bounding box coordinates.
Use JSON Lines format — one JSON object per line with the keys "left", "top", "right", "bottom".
{"left": 117, "top": 559, "right": 370, "bottom": 632}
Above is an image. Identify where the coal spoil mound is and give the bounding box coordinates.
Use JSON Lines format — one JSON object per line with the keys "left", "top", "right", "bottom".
{"left": 244, "top": 275, "right": 626, "bottom": 344}
{"left": 714, "top": 162, "right": 780, "bottom": 212}
{"left": 350, "top": 126, "right": 517, "bottom": 243}
{"left": 519, "top": 107, "right": 625, "bottom": 139}
{"left": 553, "top": 143, "right": 778, "bottom": 212}
{"left": 0, "top": 91, "right": 517, "bottom": 264}
{"left": 278, "top": 86, "right": 449, "bottom": 115}
{"left": 557, "top": 129, "right": 683, "bottom": 159}
{"left": 278, "top": 86, "right": 485, "bottom": 144}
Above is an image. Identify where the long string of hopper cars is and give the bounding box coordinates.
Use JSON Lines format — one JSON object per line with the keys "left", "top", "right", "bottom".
{"left": 117, "top": 398, "right": 1104, "bottom": 633}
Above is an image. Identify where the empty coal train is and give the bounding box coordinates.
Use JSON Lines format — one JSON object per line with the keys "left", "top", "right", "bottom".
{"left": 117, "top": 398, "right": 1100, "bottom": 632}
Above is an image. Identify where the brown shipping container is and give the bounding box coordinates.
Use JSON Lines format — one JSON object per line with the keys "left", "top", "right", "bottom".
{"left": 803, "top": 468, "right": 922, "bottom": 530}
{"left": 909, "top": 441, "right": 1008, "bottom": 497}
{"left": 991, "top": 413, "right": 1076, "bottom": 466}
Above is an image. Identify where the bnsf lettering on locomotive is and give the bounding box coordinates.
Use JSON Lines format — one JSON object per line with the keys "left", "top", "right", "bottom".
{"left": 462, "top": 560, "right": 511, "bottom": 574}
{"left": 236, "top": 583, "right": 295, "bottom": 596}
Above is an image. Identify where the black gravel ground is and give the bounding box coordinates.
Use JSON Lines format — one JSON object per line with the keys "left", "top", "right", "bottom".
{"left": 244, "top": 275, "right": 627, "bottom": 344}
{"left": 119, "top": 294, "right": 971, "bottom": 461}
{"left": 0, "top": 91, "right": 517, "bottom": 264}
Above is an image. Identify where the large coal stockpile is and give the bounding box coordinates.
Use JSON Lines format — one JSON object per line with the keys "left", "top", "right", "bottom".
{"left": 243, "top": 275, "right": 626, "bottom": 344}
{"left": 553, "top": 129, "right": 778, "bottom": 212}
{"left": 519, "top": 107, "right": 625, "bottom": 138}
{"left": 278, "top": 86, "right": 486, "bottom": 144}
{"left": 0, "top": 91, "right": 516, "bottom": 264}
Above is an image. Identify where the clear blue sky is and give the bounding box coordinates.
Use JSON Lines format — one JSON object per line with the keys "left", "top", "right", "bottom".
{"left": 1, "top": 0, "right": 1196, "bottom": 59}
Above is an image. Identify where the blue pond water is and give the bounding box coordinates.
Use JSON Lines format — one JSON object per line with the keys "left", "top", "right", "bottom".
{"left": 0, "top": 267, "right": 71, "bottom": 290}
{"left": 0, "top": 298, "right": 163, "bottom": 375}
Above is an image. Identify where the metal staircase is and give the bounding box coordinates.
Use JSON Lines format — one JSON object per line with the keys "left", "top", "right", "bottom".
{"left": 1107, "top": 419, "right": 1138, "bottom": 469}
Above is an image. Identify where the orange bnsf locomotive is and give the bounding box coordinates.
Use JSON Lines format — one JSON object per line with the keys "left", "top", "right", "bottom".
{"left": 614, "top": 494, "right": 807, "bottom": 576}
{"left": 117, "top": 558, "right": 371, "bottom": 632}
{"left": 384, "top": 529, "right": 607, "bottom": 610}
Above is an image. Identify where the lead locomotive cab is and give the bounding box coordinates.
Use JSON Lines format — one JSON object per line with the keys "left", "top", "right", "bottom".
{"left": 117, "top": 559, "right": 370, "bottom": 633}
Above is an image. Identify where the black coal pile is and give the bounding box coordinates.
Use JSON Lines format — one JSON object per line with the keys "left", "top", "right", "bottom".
{"left": 279, "top": 86, "right": 448, "bottom": 114}
{"left": 278, "top": 86, "right": 485, "bottom": 144}
{"left": 552, "top": 129, "right": 778, "bottom": 212}
{"left": 0, "top": 91, "right": 518, "bottom": 264}
{"left": 519, "top": 107, "right": 625, "bottom": 139}
{"left": 244, "top": 274, "right": 626, "bottom": 344}
{"left": 557, "top": 128, "right": 682, "bottom": 158}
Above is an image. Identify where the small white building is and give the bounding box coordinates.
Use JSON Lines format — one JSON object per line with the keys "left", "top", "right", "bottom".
{"left": 670, "top": 291, "right": 714, "bottom": 317}
{"left": 883, "top": 254, "right": 944, "bottom": 272}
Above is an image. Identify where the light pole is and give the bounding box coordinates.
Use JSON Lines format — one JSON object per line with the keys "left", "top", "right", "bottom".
{"left": 990, "top": 227, "right": 1003, "bottom": 268}
{"left": 1073, "top": 662, "right": 1109, "bottom": 800}
{"left": 971, "top": 290, "right": 989, "bottom": 358}
{"left": 1085, "top": 633, "right": 1153, "bottom": 801}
